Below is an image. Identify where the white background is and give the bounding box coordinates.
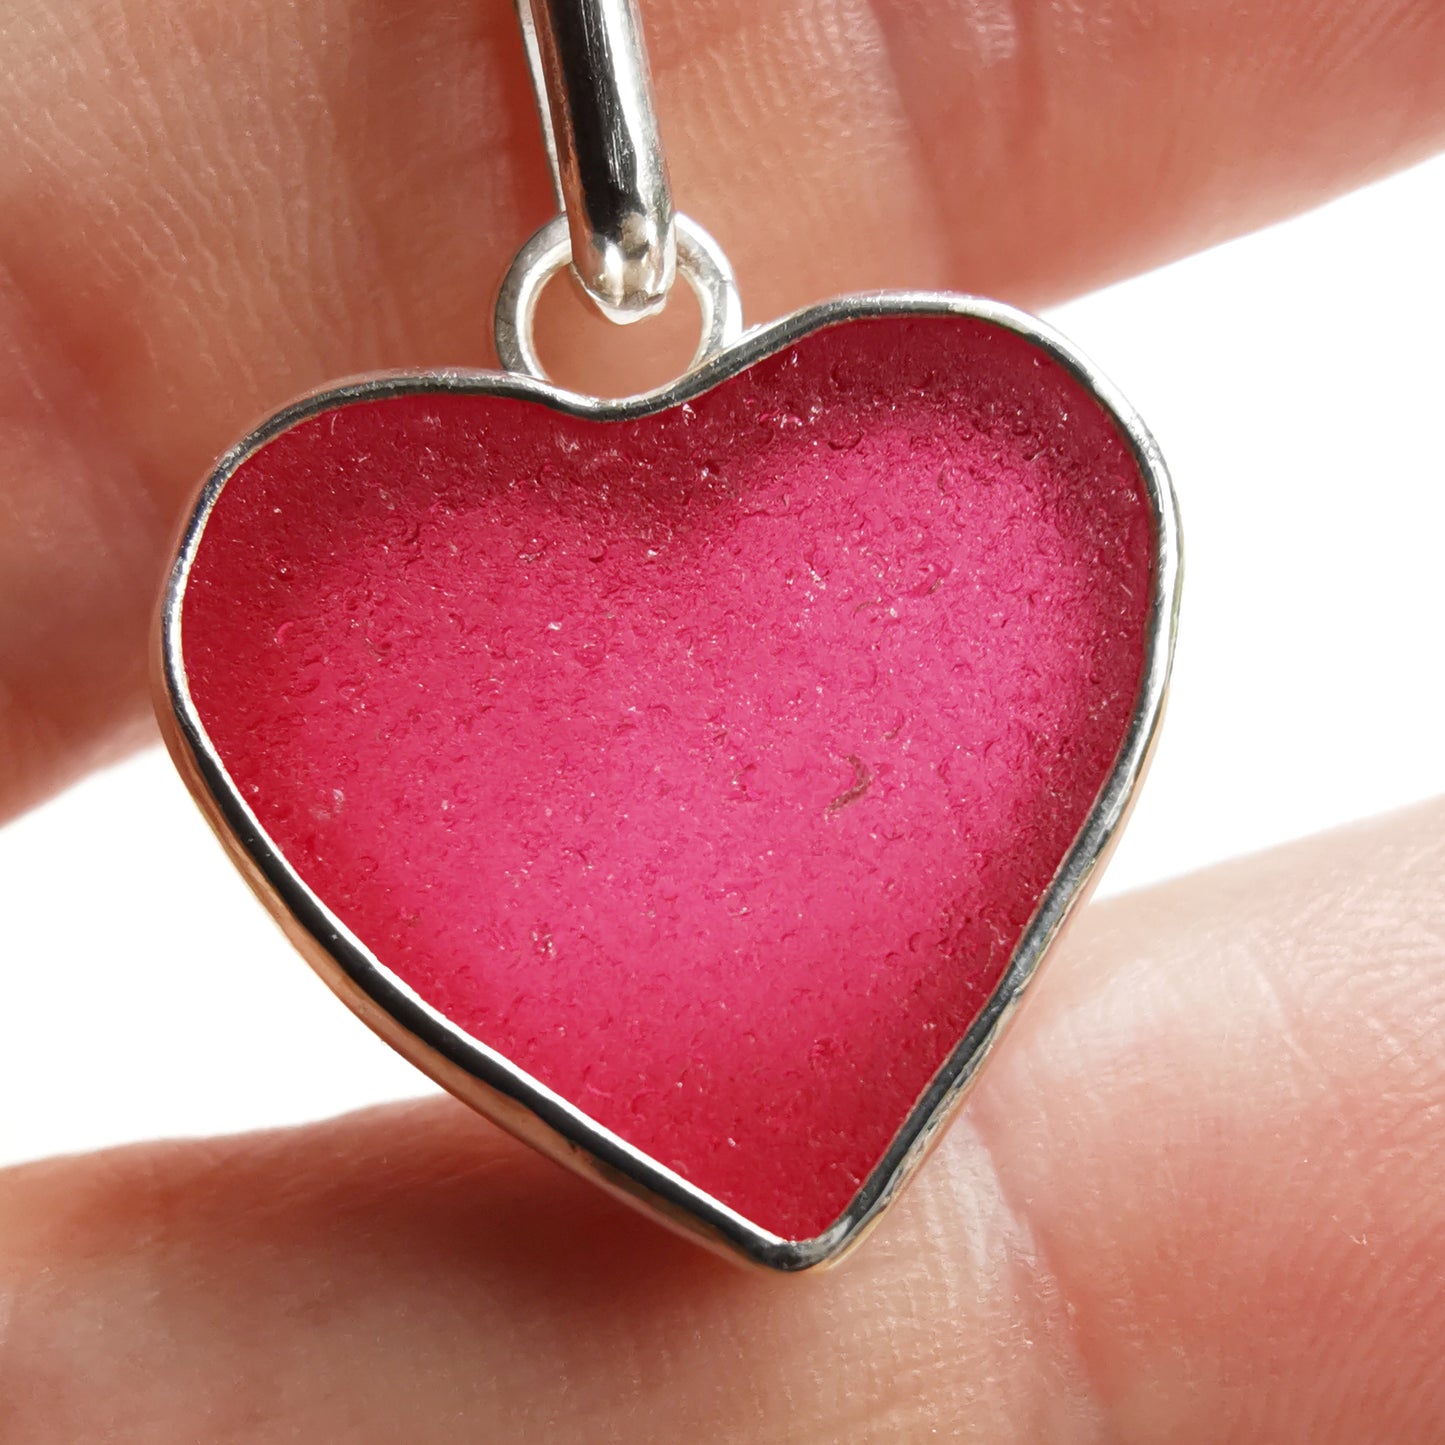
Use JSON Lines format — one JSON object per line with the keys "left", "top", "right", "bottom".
{"left": 3, "top": 156, "right": 1443, "bottom": 1168}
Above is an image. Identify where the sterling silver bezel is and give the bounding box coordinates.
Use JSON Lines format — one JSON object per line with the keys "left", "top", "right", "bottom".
{"left": 156, "top": 291, "right": 1181, "bottom": 1272}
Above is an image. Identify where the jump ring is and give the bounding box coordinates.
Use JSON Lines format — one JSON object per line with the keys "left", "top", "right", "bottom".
{"left": 494, "top": 212, "right": 745, "bottom": 387}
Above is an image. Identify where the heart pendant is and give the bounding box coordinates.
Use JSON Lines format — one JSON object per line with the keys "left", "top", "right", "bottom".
{"left": 158, "top": 297, "right": 1179, "bottom": 1269}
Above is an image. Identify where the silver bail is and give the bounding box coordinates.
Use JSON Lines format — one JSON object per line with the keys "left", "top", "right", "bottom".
{"left": 516, "top": 0, "right": 678, "bottom": 323}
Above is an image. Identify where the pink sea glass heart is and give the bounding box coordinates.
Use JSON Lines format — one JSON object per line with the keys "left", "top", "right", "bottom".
{"left": 168, "top": 308, "right": 1170, "bottom": 1256}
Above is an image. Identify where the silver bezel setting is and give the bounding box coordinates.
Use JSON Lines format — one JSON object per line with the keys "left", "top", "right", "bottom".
{"left": 156, "top": 292, "right": 1181, "bottom": 1272}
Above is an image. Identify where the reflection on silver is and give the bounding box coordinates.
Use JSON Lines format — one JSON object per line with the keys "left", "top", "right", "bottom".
{"left": 514, "top": 0, "right": 676, "bottom": 322}
{"left": 157, "top": 291, "right": 1181, "bottom": 1272}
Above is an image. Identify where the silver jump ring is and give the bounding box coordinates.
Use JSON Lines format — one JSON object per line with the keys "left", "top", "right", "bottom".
{"left": 494, "top": 212, "right": 745, "bottom": 388}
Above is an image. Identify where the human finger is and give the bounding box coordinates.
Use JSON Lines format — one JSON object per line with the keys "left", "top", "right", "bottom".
{"left": 2, "top": 0, "right": 1443, "bottom": 816}
{"left": 3, "top": 797, "right": 1443, "bottom": 1440}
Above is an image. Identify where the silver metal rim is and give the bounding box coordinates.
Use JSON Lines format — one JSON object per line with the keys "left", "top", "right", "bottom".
{"left": 494, "top": 211, "right": 744, "bottom": 384}
{"left": 158, "top": 291, "right": 1182, "bottom": 1273}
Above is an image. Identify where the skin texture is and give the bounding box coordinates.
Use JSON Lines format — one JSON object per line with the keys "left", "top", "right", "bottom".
{"left": 0, "top": 0, "right": 1443, "bottom": 1439}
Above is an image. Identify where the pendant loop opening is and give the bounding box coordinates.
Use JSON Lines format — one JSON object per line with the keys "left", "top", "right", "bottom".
{"left": 495, "top": 212, "right": 744, "bottom": 389}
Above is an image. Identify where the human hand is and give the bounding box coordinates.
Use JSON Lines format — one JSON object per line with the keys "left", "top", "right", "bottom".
{"left": 3, "top": 1, "right": 1444, "bottom": 1439}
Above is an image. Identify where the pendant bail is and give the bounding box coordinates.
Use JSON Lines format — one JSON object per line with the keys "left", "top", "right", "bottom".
{"left": 516, "top": 0, "right": 678, "bottom": 324}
